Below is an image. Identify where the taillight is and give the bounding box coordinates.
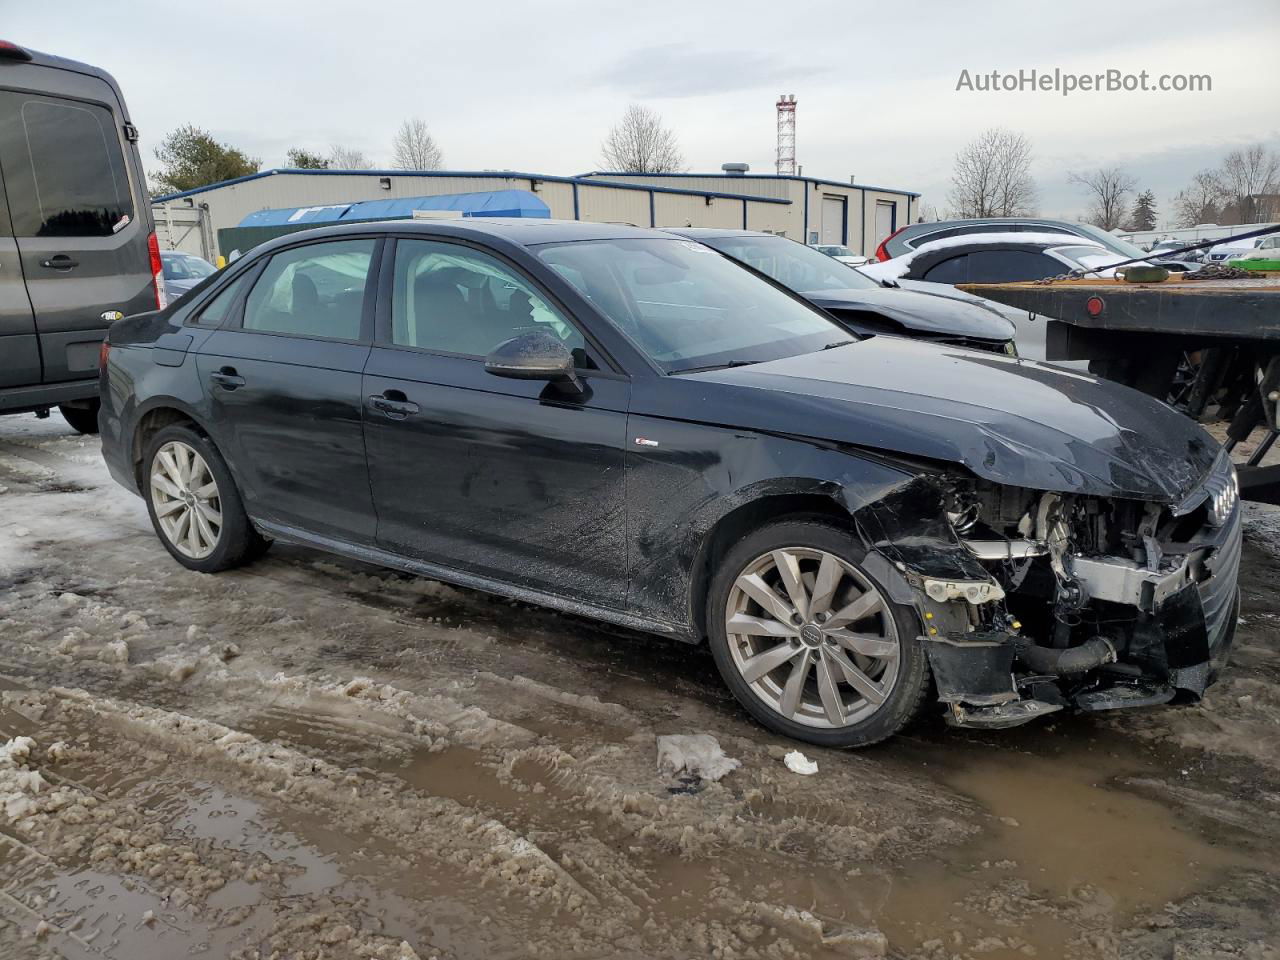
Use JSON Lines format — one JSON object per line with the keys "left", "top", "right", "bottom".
{"left": 0, "top": 40, "right": 33, "bottom": 61}
{"left": 147, "top": 232, "right": 168, "bottom": 310}
{"left": 99, "top": 340, "right": 111, "bottom": 370}
{"left": 875, "top": 225, "right": 907, "bottom": 262}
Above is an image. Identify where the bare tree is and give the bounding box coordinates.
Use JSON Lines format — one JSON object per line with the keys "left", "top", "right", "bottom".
{"left": 328, "top": 145, "right": 375, "bottom": 170}
{"left": 1217, "top": 144, "right": 1280, "bottom": 223}
{"left": 391, "top": 118, "right": 444, "bottom": 171}
{"left": 600, "top": 105, "right": 685, "bottom": 174}
{"left": 1173, "top": 170, "right": 1226, "bottom": 228}
{"left": 1067, "top": 167, "right": 1138, "bottom": 230}
{"left": 946, "top": 128, "right": 1036, "bottom": 218}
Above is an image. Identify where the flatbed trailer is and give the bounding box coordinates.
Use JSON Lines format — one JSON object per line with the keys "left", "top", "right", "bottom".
{"left": 959, "top": 274, "right": 1280, "bottom": 504}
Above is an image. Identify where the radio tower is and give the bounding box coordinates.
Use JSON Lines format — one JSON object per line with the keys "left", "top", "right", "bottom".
{"left": 775, "top": 94, "right": 796, "bottom": 175}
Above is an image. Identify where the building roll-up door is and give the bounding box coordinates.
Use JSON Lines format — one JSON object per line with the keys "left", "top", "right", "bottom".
{"left": 820, "top": 195, "right": 846, "bottom": 245}
{"left": 874, "top": 200, "right": 897, "bottom": 247}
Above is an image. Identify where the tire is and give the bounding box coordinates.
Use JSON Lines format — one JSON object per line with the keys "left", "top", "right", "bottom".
{"left": 59, "top": 401, "right": 100, "bottom": 435}
{"left": 143, "top": 424, "right": 269, "bottom": 573}
{"left": 706, "top": 519, "right": 931, "bottom": 749}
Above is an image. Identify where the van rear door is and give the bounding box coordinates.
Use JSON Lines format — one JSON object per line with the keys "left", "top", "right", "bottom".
{"left": 0, "top": 73, "right": 155, "bottom": 384}
{"left": 0, "top": 176, "right": 40, "bottom": 388}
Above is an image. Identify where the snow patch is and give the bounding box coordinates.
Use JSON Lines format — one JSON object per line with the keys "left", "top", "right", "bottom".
{"left": 656, "top": 734, "right": 740, "bottom": 782}
{"left": 784, "top": 750, "right": 819, "bottom": 776}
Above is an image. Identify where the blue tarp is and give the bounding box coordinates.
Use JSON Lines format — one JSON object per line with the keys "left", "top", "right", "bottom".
{"left": 238, "top": 189, "right": 550, "bottom": 227}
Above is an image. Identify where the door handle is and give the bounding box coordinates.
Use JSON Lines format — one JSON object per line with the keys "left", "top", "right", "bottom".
{"left": 40, "top": 255, "right": 79, "bottom": 271}
{"left": 209, "top": 367, "right": 246, "bottom": 389}
{"left": 369, "top": 392, "right": 419, "bottom": 420}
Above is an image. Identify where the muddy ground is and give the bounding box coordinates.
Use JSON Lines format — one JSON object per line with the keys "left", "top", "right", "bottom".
{"left": 1, "top": 413, "right": 1278, "bottom": 960}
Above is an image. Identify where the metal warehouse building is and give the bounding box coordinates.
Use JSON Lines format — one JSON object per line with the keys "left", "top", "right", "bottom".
{"left": 152, "top": 167, "right": 918, "bottom": 261}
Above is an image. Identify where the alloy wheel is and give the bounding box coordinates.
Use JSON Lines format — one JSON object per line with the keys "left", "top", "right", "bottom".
{"left": 724, "top": 547, "right": 901, "bottom": 729}
{"left": 150, "top": 440, "right": 222, "bottom": 559}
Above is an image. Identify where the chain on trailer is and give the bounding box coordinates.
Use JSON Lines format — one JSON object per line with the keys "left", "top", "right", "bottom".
{"left": 1033, "top": 223, "right": 1280, "bottom": 285}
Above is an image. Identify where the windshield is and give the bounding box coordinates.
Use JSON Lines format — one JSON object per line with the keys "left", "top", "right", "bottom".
{"left": 1055, "top": 245, "right": 1124, "bottom": 271}
{"left": 162, "top": 254, "right": 216, "bottom": 281}
{"left": 1070, "top": 223, "right": 1150, "bottom": 260}
{"left": 816, "top": 244, "right": 854, "bottom": 257}
{"left": 699, "top": 235, "right": 879, "bottom": 293}
{"left": 534, "top": 237, "right": 853, "bottom": 373}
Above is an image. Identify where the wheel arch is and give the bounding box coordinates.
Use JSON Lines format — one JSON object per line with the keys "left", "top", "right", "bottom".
{"left": 129, "top": 398, "right": 214, "bottom": 491}
{"left": 687, "top": 487, "right": 857, "bottom": 642}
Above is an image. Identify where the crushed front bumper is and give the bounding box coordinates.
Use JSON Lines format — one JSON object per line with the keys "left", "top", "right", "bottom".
{"left": 924, "top": 501, "right": 1242, "bottom": 728}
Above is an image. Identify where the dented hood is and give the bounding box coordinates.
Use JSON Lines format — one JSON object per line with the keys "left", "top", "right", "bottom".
{"left": 687, "top": 336, "right": 1217, "bottom": 501}
{"left": 801, "top": 286, "right": 1016, "bottom": 342}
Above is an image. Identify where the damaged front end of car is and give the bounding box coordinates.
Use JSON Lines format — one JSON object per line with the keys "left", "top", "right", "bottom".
{"left": 853, "top": 451, "right": 1242, "bottom": 729}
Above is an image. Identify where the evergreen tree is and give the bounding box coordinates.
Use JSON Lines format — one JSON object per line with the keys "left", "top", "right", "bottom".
{"left": 1128, "top": 190, "right": 1158, "bottom": 232}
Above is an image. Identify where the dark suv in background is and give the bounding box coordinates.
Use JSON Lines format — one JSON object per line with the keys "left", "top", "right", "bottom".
{"left": 0, "top": 40, "right": 161, "bottom": 434}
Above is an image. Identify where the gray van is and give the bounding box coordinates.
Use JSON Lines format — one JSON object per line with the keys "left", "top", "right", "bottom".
{"left": 0, "top": 40, "right": 160, "bottom": 434}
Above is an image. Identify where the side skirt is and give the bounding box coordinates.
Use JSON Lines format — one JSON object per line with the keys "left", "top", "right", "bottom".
{"left": 252, "top": 519, "right": 695, "bottom": 643}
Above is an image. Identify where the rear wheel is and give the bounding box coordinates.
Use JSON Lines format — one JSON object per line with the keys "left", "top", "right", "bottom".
{"left": 707, "top": 520, "right": 930, "bottom": 748}
{"left": 143, "top": 424, "right": 268, "bottom": 572}
{"left": 59, "top": 400, "right": 100, "bottom": 435}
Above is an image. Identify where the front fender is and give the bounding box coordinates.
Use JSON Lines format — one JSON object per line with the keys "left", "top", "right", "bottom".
{"left": 623, "top": 413, "right": 918, "bottom": 634}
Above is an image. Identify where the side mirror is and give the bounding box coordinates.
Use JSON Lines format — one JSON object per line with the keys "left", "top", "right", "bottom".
{"left": 484, "top": 330, "right": 583, "bottom": 394}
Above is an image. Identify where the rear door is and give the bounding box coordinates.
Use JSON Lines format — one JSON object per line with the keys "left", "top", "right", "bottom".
{"left": 0, "top": 177, "right": 40, "bottom": 389}
{"left": 195, "top": 236, "right": 380, "bottom": 544}
{"left": 0, "top": 80, "right": 153, "bottom": 384}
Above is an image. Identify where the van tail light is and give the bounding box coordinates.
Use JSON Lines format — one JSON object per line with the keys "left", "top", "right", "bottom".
{"left": 875, "top": 225, "right": 907, "bottom": 262}
{"left": 147, "top": 232, "right": 168, "bottom": 309}
{"left": 0, "top": 41, "right": 33, "bottom": 61}
{"left": 99, "top": 340, "right": 111, "bottom": 371}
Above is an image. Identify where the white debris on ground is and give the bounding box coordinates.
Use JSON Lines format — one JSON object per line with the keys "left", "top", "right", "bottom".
{"left": 783, "top": 749, "right": 819, "bottom": 776}
{"left": 2, "top": 411, "right": 1280, "bottom": 959}
{"left": 655, "top": 733, "right": 741, "bottom": 782}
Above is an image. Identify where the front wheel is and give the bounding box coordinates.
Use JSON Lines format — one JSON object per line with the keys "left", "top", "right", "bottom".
{"left": 707, "top": 520, "right": 930, "bottom": 749}
{"left": 143, "top": 424, "right": 269, "bottom": 572}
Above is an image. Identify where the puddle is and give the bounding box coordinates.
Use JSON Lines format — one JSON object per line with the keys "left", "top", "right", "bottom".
{"left": 859, "top": 739, "right": 1252, "bottom": 957}
{"left": 939, "top": 750, "right": 1242, "bottom": 909}
{"left": 7, "top": 862, "right": 226, "bottom": 960}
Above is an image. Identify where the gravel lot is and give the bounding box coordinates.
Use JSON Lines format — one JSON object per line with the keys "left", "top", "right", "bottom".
{"left": 1, "top": 413, "right": 1279, "bottom": 960}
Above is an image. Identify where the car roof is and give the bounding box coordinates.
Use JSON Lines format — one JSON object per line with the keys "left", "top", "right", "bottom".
{"left": 249, "top": 218, "right": 673, "bottom": 254}
{"left": 910, "top": 217, "right": 1078, "bottom": 228}
{"left": 915, "top": 237, "right": 1095, "bottom": 254}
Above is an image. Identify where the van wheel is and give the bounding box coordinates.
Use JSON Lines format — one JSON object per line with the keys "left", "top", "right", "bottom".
{"left": 143, "top": 424, "right": 269, "bottom": 572}
{"left": 707, "top": 520, "right": 930, "bottom": 749}
{"left": 59, "top": 401, "right": 100, "bottom": 435}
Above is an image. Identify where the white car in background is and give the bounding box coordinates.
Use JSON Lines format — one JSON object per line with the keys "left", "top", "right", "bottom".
{"left": 810, "top": 243, "right": 868, "bottom": 266}
{"left": 1226, "top": 235, "right": 1280, "bottom": 261}
{"left": 1205, "top": 236, "right": 1268, "bottom": 263}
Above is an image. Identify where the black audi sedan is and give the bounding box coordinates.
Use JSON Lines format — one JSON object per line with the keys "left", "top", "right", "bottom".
{"left": 99, "top": 219, "right": 1240, "bottom": 748}
{"left": 664, "top": 227, "right": 1017, "bottom": 353}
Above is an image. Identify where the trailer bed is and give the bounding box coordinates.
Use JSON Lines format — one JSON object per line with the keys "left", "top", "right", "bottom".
{"left": 958, "top": 275, "right": 1280, "bottom": 340}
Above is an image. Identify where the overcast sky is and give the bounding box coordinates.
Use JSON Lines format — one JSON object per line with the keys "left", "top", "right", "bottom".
{"left": 9, "top": 0, "right": 1279, "bottom": 225}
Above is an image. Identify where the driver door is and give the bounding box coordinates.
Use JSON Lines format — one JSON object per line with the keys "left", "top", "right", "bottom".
{"left": 362, "top": 237, "right": 631, "bottom": 607}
